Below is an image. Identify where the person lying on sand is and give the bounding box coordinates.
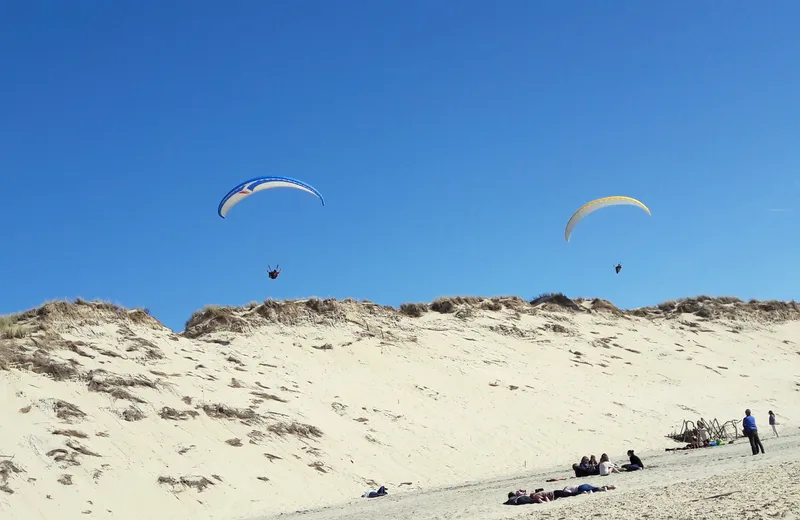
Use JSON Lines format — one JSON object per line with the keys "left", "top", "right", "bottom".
{"left": 665, "top": 438, "right": 720, "bottom": 451}
{"left": 361, "top": 485, "right": 387, "bottom": 498}
{"left": 530, "top": 488, "right": 576, "bottom": 503}
{"left": 504, "top": 484, "right": 617, "bottom": 505}
{"left": 598, "top": 453, "right": 620, "bottom": 475}
{"left": 505, "top": 488, "right": 568, "bottom": 504}
{"left": 563, "top": 483, "right": 616, "bottom": 494}
{"left": 505, "top": 489, "right": 543, "bottom": 505}
{"left": 504, "top": 492, "right": 535, "bottom": 505}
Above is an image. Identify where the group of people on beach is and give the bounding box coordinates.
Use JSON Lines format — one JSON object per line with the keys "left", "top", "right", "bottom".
{"left": 504, "top": 450, "right": 641, "bottom": 505}
{"left": 572, "top": 450, "right": 644, "bottom": 477}
{"left": 504, "top": 483, "right": 617, "bottom": 505}
{"left": 666, "top": 410, "right": 779, "bottom": 455}
{"left": 501, "top": 408, "right": 782, "bottom": 506}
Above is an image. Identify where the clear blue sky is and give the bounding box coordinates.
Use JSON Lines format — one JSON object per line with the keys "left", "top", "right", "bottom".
{"left": 2, "top": 1, "right": 799, "bottom": 331}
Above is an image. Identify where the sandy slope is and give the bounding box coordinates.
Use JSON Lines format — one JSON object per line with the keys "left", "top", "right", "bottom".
{"left": 253, "top": 435, "right": 800, "bottom": 520}
{"left": 0, "top": 296, "right": 798, "bottom": 520}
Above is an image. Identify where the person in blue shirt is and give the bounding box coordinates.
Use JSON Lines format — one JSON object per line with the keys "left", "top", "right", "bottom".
{"left": 742, "top": 409, "right": 765, "bottom": 455}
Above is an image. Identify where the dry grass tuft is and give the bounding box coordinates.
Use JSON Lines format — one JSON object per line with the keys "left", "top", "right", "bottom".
{"left": 52, "top": 429, "right": 88, "bottom": 439}
{"left": 86, "top": 370, "right": 156, "bottom": 403}
{"left": 248, "top": 430, "right": 266, "bottom": 444}
{"left": 47, "top": 448, "right": 79, "bottom": 466}
{"left": 0, "top": 314, "right": 27, "bottom": 339}
{"left": 304, "top": 297, "right": 340, "bottom": 314}
{"left": 157, "top": 475, "right": 215, "bottom": 493}
{"left": 16, "top": 298, "right": 165, "bottom": 330}
{"left": 65, "top": 341, "right": 95, "bottom": 359}
{"left": 202, "top": 403, "right": 261, "bottom": 423}
{"left": 254, "top": 298, "right": 347, "bottom": 326}
{"left": 267, "top": 421, "right": 323, "bottom": 439}
{"left": 53, "top": 400, "right": 86, "bottom": 423}
{"left": 530, "top": 292, "right": 582, "bottom": 310}
{"left": 251, "top": 391, "right": 288, "bottom": 403}
{"left": 480, "top": 300, "right": 503, "bottom": 311}
{"left": 308, "top": 461, "right": 328, "bottom": 473}
{"left": 399, "top": 303, "right": 428, "bottom": 317}
{"left": 128, "top": 308, "right": 152, "bottom": 324}
{"left": 486, "top": 296, "right": 528, "bottom": 311}
{"left": 4, "top": 350, "right": 79, "bottom": 381}
{"left": 0, "top": 460, "right": 24, "bottom": 494}
{"left": 121, "top": 406, "right": 145, "bottom": 422}
{"left": 634, "top": 296, "right": 800, "bottom": 323}
{"left": 429, "top": 296, "right": 482, "bottom": 314}
{"left": 159, "top": 407, "right": 199, "bottom": 421}
{"left": 183, "top": 305, "right": 251, "bottom": 339}
{"left": 589, "top": 298, "right": 622, "bottom": 313}
{"left": 542, "top": 323, "right": 572, "bottom": 334}
{"left": 225, "top": 438, "right": 243, "bottom": 447}
{"left": 65, "top": 439, "right": 101, "bottom": 457}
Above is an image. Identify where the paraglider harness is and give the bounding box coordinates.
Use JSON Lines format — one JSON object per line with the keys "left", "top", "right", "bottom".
{"left": 267, "top": 265, "right": 281, "bottom": 279}
{"left": 614, "top": 263, "right": 622, "bottom": 274}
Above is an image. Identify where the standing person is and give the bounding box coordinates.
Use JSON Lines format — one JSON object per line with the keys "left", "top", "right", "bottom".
{"left": 768, "top": 411, "right": 778, "bottom": 437}
{"left": 742, "top": 409, "right": 765, "bottom": 455}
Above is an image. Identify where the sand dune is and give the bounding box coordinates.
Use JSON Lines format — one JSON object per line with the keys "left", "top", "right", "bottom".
{"left": 1, "top": 294, "right": 798, "bottom": 520}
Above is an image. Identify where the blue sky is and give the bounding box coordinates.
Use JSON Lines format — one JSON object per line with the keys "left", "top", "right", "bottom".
{"left": 2, "top": 1, "right": 799, "bottom": 331}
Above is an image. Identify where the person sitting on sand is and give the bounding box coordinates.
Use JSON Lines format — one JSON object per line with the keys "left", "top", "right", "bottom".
{"left": 573, "top": 456, "right": 600, "bottom": 477}
{"left": 598, "top": 453, "right": 620, "bottom": 476}
{"left": 621, "top": 449, "right": 644, "bottom": 471}
{"left": 589, "top": 454, "right": 598, "bottom": 468}
{"left": 563, "top": 483, "right": 616, "bottom": 494}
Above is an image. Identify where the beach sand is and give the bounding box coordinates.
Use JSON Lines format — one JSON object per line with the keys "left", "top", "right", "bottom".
{"left": 0, "top": 295, "right": 798, "bottom": 520}
{"left": 251, "top": 435, "right": 800, "bottom": 520}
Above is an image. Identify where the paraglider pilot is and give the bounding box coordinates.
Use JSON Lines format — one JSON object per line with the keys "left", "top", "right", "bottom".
{"left": 267, "top": 265, "right": 281, "bottom": 280}
{"left": 615, "top": 263, "right": 622, "bottom": 274}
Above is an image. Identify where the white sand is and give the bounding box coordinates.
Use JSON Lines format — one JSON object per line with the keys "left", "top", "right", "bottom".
{"left": 250, "top": 435, "right": 800, "bottom": 520}
{"left": 0, "top": 296, "right": 798, "bottom": 520}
